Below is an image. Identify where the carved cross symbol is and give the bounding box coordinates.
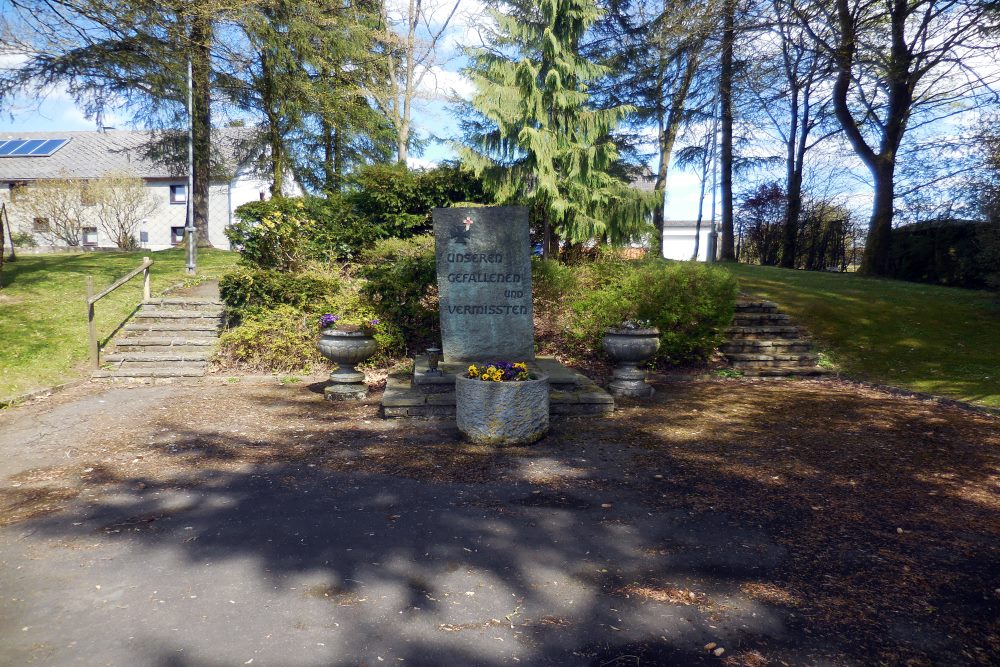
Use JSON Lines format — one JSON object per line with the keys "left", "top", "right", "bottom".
{"left": 462, "top": 216, "right": 474, "bottom": 232}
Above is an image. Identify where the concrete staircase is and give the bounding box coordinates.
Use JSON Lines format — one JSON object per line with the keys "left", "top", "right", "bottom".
{"left": 93, "top": 298, "right": 224, "bottom": 379}
{"left": 722, "top": 299, "right": 831, "bottom": 377}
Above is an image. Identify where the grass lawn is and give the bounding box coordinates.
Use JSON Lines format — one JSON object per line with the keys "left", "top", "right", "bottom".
{"left": 723, "top": 263, "right": 1000, "bottom": 408}
{"left": 0, "top": 247, "right": 237, "bottom": 401}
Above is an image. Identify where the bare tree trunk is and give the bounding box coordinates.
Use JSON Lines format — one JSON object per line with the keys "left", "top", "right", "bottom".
{"left": 191, "top": 12, "right": 214, "bottom": 248}
{"left": 861, "top": 162, "right": 895, "bottom": 275}
{"left": 691, "top": 155, "right": 709, "bottom": 261}
{"left": 653, "top": 44, "right": 702, "bottom": 259}
{"left": 780, "top": 85, "right": 809, "bottom": 269}
{"left": 718, "top": 0, "right": 736, "bottom": 261}
{"left": 322, "top": 118, "right": 336, "bottom": 193}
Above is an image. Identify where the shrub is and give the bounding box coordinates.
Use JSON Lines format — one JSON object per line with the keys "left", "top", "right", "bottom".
{"left": 226, "top": 198, "right": 315, "bottom": 271}
{"left": 301, "top": 195, "right": 383, "bottom": 262}
{"left": 218, "top": 305, "right": 327, "bottom": 372}
{"left": 358, "top": 235, "right": 438, "bottom": 349}
{"left": 10, "top": 230, "right": 36, "bottom": 247}
{"left": 536, "top": 259, "right": 737, "bottom": 365}
{"left": 218, "top": 301, "right": 405, "bottom": 372}
{"left": 219, "top": 267, "right": 340, "bottom": 322}
{"left": 347, "top": 162, "right": 488, "bottom": 240}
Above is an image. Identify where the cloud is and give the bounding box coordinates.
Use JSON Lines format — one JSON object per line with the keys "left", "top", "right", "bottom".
{"left": 406, "top": 155, "right": 438, "bottom": 170}
{"left": 415, "top": 64, "right": 475, "bottom": 101}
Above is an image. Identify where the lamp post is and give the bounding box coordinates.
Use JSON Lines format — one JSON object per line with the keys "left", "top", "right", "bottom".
{"left": 185, "top": 55, "right": 197, "bottom": 275}
{"left": 706, "top": 92, "right": 719, "bottom": 264}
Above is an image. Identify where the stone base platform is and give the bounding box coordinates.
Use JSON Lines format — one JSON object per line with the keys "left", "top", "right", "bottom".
{"left": 382, "top": 355, "right": 615, "bottom": 419}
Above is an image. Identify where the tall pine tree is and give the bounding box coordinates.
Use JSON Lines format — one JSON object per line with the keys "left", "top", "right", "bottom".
{"left": 460, "top": 0, "right": 655, "bottom": 255}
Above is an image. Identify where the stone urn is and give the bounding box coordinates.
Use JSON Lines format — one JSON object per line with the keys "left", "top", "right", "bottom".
{"left": 317, "top": 329, "right": 377, "bottom": 401}
{"left": 455, "top": 375, "right": 550, "bottom": 446}
{"left": 603, "top": 326, "right": 661, "bottom": 398}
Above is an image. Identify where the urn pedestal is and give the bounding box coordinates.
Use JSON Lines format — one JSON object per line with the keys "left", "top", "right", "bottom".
{"left": 455, "top": 375, "right": 550, "bottom": 445}
{"left": 317, "top": 329, "right": 377, "bottom": 401}
{"left": 602, "top": 327, "right": 661, "bottom": 398}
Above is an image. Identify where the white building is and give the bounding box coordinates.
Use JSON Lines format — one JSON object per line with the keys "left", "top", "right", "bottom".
{"left": 662, "top": 219, "right": 713, "bottom": 262}
{"left": 0, "top": 128, "right": 290, "bottom": 251}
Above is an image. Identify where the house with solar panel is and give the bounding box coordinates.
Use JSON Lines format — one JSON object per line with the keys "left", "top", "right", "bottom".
{"left": 0, "top": 128, "right": 290, "bottom": 251}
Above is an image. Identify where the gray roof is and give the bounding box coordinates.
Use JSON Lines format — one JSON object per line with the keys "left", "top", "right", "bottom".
{"left": 664, "top": 219, "right": 703, "bottom": 228}
{"left": 630, "top": 167, "right": 657, "bottom": 192}
{"left": 0, "top": 128, "right": 255, "bottom": 182}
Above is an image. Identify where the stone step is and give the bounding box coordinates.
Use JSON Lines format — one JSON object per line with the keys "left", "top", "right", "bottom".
{"left": 93, "top": 367, "right": 206, "bottom": 378}
{"left": 724, "top": 325, "right": 802, "bottom": 340}
{"left": 115, "top": 337, "right": 217, "bottom": 353}
{"left": 740, "top": 366, "right": 834, "bottom": 378}
{"left": 134, "top": 309, "right": 224, "bottom": 322}
{"left": 105, "top": 351, "right": 214, "bottom": 363}
{"left": 124, "top": 321, "right": 221, "bottom": 334}
{"left": 143, "top": 298, "right": 224, "bottom": 312}
{"left": 115, "top": 360, "right": 209, "bottom": 370}
{"left": 728, "top": 352, "right": 820, "bottom": 369}
{"left": 735, "top": 300, "right": 780, "bottom": 314}
{"left": 732, "top": 312, "right": 791, "bottom": 326}
{"left": 720, "top": 339, "right": 813, "bottom": 354}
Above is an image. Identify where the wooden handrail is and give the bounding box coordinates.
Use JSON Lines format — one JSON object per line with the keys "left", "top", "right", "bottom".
{"left": 88, "top": 257, "right": 152, "bottom": 305}
{"left": 87, "top": 256, "right": 153, "bottom": 369}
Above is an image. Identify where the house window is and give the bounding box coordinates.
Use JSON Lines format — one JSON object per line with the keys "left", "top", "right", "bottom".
{"left": 170, "top": 184, "right": 187, "bottom": 204}
{"left": 32, "top": 217, "right": 50, "bottom": 232}
{"left": 9, "top": 181, "right": 27, "bottom": 202}
{"left": 139, "top": 231, "right": 149, "bottom": 243}
{"left": 171, "top": 226, "right": 185, "bottom": 245}
{"left": 82, "top": 227, "right": 98, "bottom": 246}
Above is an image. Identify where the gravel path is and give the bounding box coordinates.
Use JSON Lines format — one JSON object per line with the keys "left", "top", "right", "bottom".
{"left": 1, "top": 377, "right": 997, "bottom": 666}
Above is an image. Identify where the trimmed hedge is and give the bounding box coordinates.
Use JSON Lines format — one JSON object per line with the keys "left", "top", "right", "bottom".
{"left": 889, "top": 220, "right": 1000, "bottom": 290}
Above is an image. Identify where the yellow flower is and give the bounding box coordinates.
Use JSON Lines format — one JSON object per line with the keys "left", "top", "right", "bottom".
{"left": 467, "top": 364, "right": 479, "bottom": 378}
{"left": 513, "top": 362, "right": 528, "bottom": 371}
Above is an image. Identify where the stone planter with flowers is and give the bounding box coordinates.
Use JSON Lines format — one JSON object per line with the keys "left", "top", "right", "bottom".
{"left": 317, "top": 313, "right": 380, "bottom": 401}
{"left": 456, "top": 361, "right": 549, "bottom": 445}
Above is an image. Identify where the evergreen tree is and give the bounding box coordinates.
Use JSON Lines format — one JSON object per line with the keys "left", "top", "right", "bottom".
{"left": 460, "top": 0, "right": 655, "bottom": 255}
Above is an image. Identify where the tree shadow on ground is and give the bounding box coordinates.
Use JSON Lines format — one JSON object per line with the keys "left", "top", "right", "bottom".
{"left": 1, "top": 378, "right": 998, "bottom": 666}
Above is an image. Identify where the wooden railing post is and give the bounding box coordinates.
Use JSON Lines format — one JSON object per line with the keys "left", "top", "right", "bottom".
{"left": 86, "top": 276, "right": 99, "bottom": 369}
{"left": 142, "top": 256, "right": 151, "bottom": 302}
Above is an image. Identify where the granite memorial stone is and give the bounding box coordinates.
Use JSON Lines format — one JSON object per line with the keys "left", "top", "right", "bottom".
{"left": 433, "top": 206, "right": 534, "bottom": 361}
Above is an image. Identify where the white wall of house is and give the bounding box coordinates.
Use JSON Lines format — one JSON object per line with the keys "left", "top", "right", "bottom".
{"left": 663, "top": 223, "right": 713, "bottom": 262}
{"left": 0, "top": 177, "right": 264, "bottom": 252}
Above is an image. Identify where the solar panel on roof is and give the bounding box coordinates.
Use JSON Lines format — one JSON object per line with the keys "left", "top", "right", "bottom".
{"left": 10, "top": 140, "right": 46, "bottom": 155}
{"left": 0, "top": 138, "right": 70, "bottom": 157}
{"left": 0, "top": 140, "right": 28, "bottom": 156}
{"left": 31, "top": 139, "right": 69, "bottom": 156}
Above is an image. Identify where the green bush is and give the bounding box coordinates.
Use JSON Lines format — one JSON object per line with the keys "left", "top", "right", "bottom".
{"left": 347, "top": 162, "right": 488, "bottom": 240}
{"left": 533, "top": 258, "right": 737, "bottom": 365}
{"left": 574, "top": 260, "right": 737, "bottom": 363}
{"left": 219, "top": 267, "right": 340, "bottom": 322}
{"left": 10, "top": 230, "right": 36, "bottom": 248}
{"left": 226, "top": 198, "right": 316, "bottom": 271}
{"left": 218, "top": 305, "right": 327, "bottom": 372}
{"left": 301, "top": 195, "right": 383, "bottom": 262}
{"left": 218, "top": 301, "right": 405, "bottom": 372}
{"left": 358, "top": 235, "right": 438, "bottom": 349}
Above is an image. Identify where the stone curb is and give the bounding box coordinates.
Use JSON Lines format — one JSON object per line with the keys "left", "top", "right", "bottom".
{"left": 0, "top": 379, "right": 87, "bottom": 409}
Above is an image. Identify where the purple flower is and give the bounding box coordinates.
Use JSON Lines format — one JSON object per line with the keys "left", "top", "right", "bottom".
{"left": 319, "top": 313, "right": 340, "bottom": 329}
